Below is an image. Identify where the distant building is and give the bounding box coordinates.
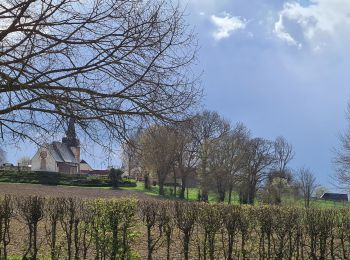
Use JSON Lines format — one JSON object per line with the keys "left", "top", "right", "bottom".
{"left": 321, "top": 193, "right": 348, "bottom": 202}
{"left": 0, "top": 163, "right": 15, "bottom": 171}
{"left": 80, "top": 160, "right": 93, "bottom": 174}
{"left": 31, "top": 119, "right": 90, "bottom": 174}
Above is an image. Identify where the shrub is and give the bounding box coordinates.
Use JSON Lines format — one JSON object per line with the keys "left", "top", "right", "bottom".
{"left": 109, "top": 168, "right": 123, "bottom": 188}
{"left": 1, "top": 195, "right": 350, "bottom": 259}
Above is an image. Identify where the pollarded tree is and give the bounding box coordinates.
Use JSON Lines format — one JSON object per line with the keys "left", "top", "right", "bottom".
{"left": 0, "top": 0, "right": 200, "bottom": 145}
{"left": 139, "top": 125, "right": 179, "bottom": 195}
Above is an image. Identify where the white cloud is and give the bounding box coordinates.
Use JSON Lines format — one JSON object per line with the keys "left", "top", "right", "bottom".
{"left": 211, "top": 13, "right": 246, "bottom": 41}
{"left": 274, "top": 0, "right": 350, "bottom": 50}
{"left": 274, "top": 14, "right": 299, "bottom": 47}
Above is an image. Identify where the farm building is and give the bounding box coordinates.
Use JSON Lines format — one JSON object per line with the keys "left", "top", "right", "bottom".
{"left": 320, "top": 193, "right": 348, "bottom": 202}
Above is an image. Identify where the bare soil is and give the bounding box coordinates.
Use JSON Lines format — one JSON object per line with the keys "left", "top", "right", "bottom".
{"left": 0, "top": 183, "right": 150, "bottom": 199}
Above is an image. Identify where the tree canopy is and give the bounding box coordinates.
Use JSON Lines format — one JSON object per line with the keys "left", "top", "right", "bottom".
{"left": 0, "top": 0, "right": 200, "bottom": 145}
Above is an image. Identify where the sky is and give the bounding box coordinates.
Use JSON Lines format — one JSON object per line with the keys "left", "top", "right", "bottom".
{"left": 6, "top": 0, "right": 350, "bottom": 189}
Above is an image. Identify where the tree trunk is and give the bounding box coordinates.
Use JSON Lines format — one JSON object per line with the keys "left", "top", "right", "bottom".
{"left": 228, "top": 185, "right": 233, "bottom": 204}
{"left": 159, "top": 179, "right": 165, "bottom": 195}
{"left": 144, "top": 175, "right": 150, "bottom": 190}
{"left": 173, "top": 169, "right": 177, "bottom": 197}
{"left": 180, "top": 174, "right": 187, "bottom": 199}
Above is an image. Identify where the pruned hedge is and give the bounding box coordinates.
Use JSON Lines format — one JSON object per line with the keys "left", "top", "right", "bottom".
{"left": 0, "top": 171, "right": 137, "bottom": 187}
{"left": 0, "top": 195, "right": 350, "bottom": 259}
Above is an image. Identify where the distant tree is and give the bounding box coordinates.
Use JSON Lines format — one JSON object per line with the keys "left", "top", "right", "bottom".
{"left": 262, "top": 137, "right": 295, "bottom": 204}
{"left": 315, "top": 186, "right": 328, "bottom": 199}
{"left": 17, "top": 156, "right": 31, "bottom": 166}
{"left": 238, "top": 138, "right": 276, "bottom": 205}
{"left": 0, "top": 148, "right": 5, "bottom": 164}
{"left": 109, "top": 168, "right": 123, "bottom": 188}
{"left": 207, "top": 124, "right": 249, "bottom": 203}
{"left": 139, "top": 125, "right": 179, "bottom": 195}
{"left": 174, "top": 119, "right": 200, "bottom": 199}
{"left": 262, "top": 173, "right": 292, "bottom": 205}
{"left": 274, "top": 136, "right": 294, "bottom": 173}
{"left": 121, "top": 130, "right": 142, "bottom": 179}
{"left": 334, "top": 102, "right": 350, "bottom": 192}
{"left": 298, "top": 168, "right": 318, "bottom": 208}
{"left": 192, "top": 111, "right": 230, "bottom": 201}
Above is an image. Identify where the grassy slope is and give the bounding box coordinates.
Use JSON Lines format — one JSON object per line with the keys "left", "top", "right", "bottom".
{"left": 0, "top": 171, "right": 347, "bottom": 208}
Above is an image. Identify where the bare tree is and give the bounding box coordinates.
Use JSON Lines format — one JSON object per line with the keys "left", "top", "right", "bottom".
{"left": 0, "top": 0, "right": 200, "bottom": 145}
{"left": 139, "top": 125, "right": 179, "bottom": 195}
{"left": 334, "top": 102, "right": 350, "bottom": 192}
{"left": 192, "top": 111, "right": 230, "bottom": 201}
{"left": 173, "top": 119, "right": 200, "bottom": 199}
{"left": 274, "top": 136, "right": 294, "bottom": 173}
{"left": 263, "top": 136, "right": 294, "bottom": 204}
{"left": 17, "top": 156, "right": 31, "bottom": 166}
{"left": 121, "top": 129, "right": 142, "bottom": 179}
{"left": 298, "top": 167, "right": 317, "bottom": 208}
{"left": 238, "top": 138, "right": 276, "bottom": 205}
{"left": 207, "top": 123, "right": 249, "bottom": 203}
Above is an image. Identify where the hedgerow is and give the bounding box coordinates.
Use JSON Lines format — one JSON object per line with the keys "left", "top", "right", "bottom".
{"left": 0, "top": 195, "right": 350, "bottom": 259}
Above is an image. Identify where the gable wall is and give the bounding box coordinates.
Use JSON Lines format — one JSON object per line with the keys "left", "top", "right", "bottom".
{"left": 31, "top": 147, "right": 58, "bottom": 172}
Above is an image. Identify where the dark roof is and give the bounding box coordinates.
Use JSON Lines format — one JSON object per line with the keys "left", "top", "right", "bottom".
{"left": 44, "top": 142, "right": 78, "bottom": 164}
{"left": 80, "top": 159, "right": 88, "bottom": 164}
{"left": 321, "top": 193, "right": 348, "bottom": 202}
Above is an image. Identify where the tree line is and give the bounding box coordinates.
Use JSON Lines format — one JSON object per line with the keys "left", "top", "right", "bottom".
{"left": 122, "top": 110, "right": 319, "bottom": 206}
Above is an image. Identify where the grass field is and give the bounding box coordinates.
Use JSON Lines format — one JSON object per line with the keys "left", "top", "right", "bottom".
{"left": 0, "top": 171, "right": 348, "bottom": 208}
{"left": 122, "top": 181, "right": 350, "bottom": 208}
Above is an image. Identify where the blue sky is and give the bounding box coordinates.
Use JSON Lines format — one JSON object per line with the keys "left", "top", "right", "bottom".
{"left": 6, "top": 0, "right": 350, "bottom": 189}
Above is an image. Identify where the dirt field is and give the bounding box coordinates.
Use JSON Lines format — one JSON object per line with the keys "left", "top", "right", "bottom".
{"left": 0, "top": 183, "right": 151, "bottom": 199}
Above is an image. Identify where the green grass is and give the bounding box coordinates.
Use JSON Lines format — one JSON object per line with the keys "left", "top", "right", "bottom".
{"left": 0, "top": 171, "right": 347, "bottom": 208}
{"left": 121, "top": 181, "right": 240, "bottom": 203}
{"left": 121, "top": 181, "right": 350, "bottom": 208}
{"left": 281, "top": 195, "right": 350, "bottom": 208}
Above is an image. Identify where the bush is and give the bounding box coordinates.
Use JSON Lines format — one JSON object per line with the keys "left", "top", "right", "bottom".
{"left": 109, "top": 168, "right": 123, "bottom": 188}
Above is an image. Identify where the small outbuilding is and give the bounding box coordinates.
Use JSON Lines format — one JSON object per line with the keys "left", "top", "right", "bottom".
{"left": 321, "top": 193, "right": 348, "bottom": 202}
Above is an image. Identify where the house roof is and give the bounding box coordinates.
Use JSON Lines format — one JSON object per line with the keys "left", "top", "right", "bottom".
{"left": 321, "top": 193, "right": 348, "bottom": 202}
{"left": 45, "top": 142, "right": 78, "bottom": 164}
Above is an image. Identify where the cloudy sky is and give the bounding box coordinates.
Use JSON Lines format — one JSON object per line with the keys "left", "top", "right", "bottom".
{"left": 185, "top": 0, "right": 350, "bottom": 187}
{"left": 7, "top": 0, "right": 350, "bottom": 188}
